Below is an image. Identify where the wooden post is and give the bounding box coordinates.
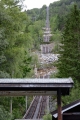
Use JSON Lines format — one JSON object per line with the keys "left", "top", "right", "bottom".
{"left": 57, "top": 89, "right": 62, "bottom": 120}
{"left": 26, "top": 96, "right": 27, "bottom": 110}
{"left": 10, "top": 96, "right": 12, "bottom": 118}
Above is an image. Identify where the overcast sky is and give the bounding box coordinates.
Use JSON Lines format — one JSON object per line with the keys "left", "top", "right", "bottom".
{"left": 23, "top": 0, "right": 60, "bottom": 10}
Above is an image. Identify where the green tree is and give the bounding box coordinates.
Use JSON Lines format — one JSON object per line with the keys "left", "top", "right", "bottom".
{"left": 56, "top": 5, "right": 80, "bottom": 82}
{"left": 0, "top": 1, "right": 10, "bottom": 78}
{"left": 0, "top": 0, "right": 34, "bottom": 119}
{"left": 0, "top": 0, "right": 33, "bottom": 78}
{"left": 0, "top": 105, "right": 11, "bottom": 120}
{"left": 62, "top": 81, "right": 80, "bottom": 105}
{"left": 43, "top": 114, "right": 52, "bottom": 120}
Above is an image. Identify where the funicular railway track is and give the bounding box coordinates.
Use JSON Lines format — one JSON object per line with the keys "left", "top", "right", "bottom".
{"left": 23, "top": 6, "right": 50, "bottom": 120}
{"left": 23, "top": 96, "right": 47, "bottom": 119}
{"left": 37, "top": 96, "right": 47, "bottom": 118}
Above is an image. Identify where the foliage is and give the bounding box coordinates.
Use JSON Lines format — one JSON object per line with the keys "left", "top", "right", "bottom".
{"left": 43, "top": 114, "right": 52, "bottom": 120}
{"left": 0, "top": 0, "right": 34, "bottom": 119}
{"left": 0, "top": 96, "right": 34, "bottom": 120}
{"left": 50, "top": 30, "right": 61, "bottom": 53}
{"left": 62, "top": 81, "right": 80, "bottom": 105}
{"left": 1, "top": 0, "right": 80, "bottom": 119}
{"left": 0, "top": 105, "right": 11, "bottom": 120}
{"left": 56, "top": 5, "right": 80, "bottom": 82}
{"left": 49, "top": 0, "right": 80, "bottom": 31}
{"left": 0, "top": 2, "right": 10, "bottom": 77}
{"left": 27, "top": 5, "right": 47, "bottom": 21}
{"left": 11, "top": 97, "right": 26, "bottom": 119}
{"left": 55, "top": 4, "right": 80, "bottom": 104}
{"left": 27, "top": 20, "right": 44, "bottom": 50}
{"left": 27, "top": 8, "right": 40, "bottom": 21}
{"left": 0, "top": 0, "right": 34, "bottom": 78}
{"left": 38, "top": 5, "right": 47, "bottom": 20}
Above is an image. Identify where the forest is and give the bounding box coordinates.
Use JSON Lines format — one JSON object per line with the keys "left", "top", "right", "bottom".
{"left": 0, "top": 0, "right": 80, "bottom": 119}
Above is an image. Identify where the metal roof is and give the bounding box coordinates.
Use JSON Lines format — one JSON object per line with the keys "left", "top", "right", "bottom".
{"left": 0, "top": 78, "right": 73, "bottom": 83}
{"left": 0, "top": 78, "right": 73, "bottom": 96}
{"left": 51, "top": 99, "right": 80, "bottom": 118}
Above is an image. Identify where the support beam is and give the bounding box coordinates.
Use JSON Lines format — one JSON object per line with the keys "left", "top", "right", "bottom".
{"left": 57, "top": 89, "right": 62, "bottom": 120}
{"left": 0, "top": 78, "right": 73, "bottom": 96}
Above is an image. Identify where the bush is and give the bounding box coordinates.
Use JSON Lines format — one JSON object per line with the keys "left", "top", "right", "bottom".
{"left": 43, "top": 114, "right": 52, "bottom": 120}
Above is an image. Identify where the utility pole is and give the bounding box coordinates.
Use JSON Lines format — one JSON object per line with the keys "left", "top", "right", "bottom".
{"left": 57, "top": 89, "right": 62, "bottom": 120}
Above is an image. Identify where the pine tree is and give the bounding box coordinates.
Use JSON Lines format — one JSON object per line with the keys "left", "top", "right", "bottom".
{"left": 56, "top": 5, "right": 80, "bottom": 82}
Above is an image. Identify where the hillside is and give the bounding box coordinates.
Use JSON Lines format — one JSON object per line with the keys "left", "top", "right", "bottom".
{"left": 0, "top": 0, "right": 80, "bottom": 119}
{"left": 26, "top": 0, "right": 80, "bottom": 31}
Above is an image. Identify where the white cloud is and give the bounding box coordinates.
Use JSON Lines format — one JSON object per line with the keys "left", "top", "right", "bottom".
{"left": 23, "top": 0, "right": 60, "bottom": 10}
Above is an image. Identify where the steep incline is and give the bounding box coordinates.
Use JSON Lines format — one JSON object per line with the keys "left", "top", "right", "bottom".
{"left": 23, "top": 6, "right": 57, "bottom": 119}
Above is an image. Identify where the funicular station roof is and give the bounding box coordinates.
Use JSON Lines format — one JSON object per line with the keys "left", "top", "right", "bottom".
{"left": 0, "top": 78, "right": 73, "bottom": 96}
